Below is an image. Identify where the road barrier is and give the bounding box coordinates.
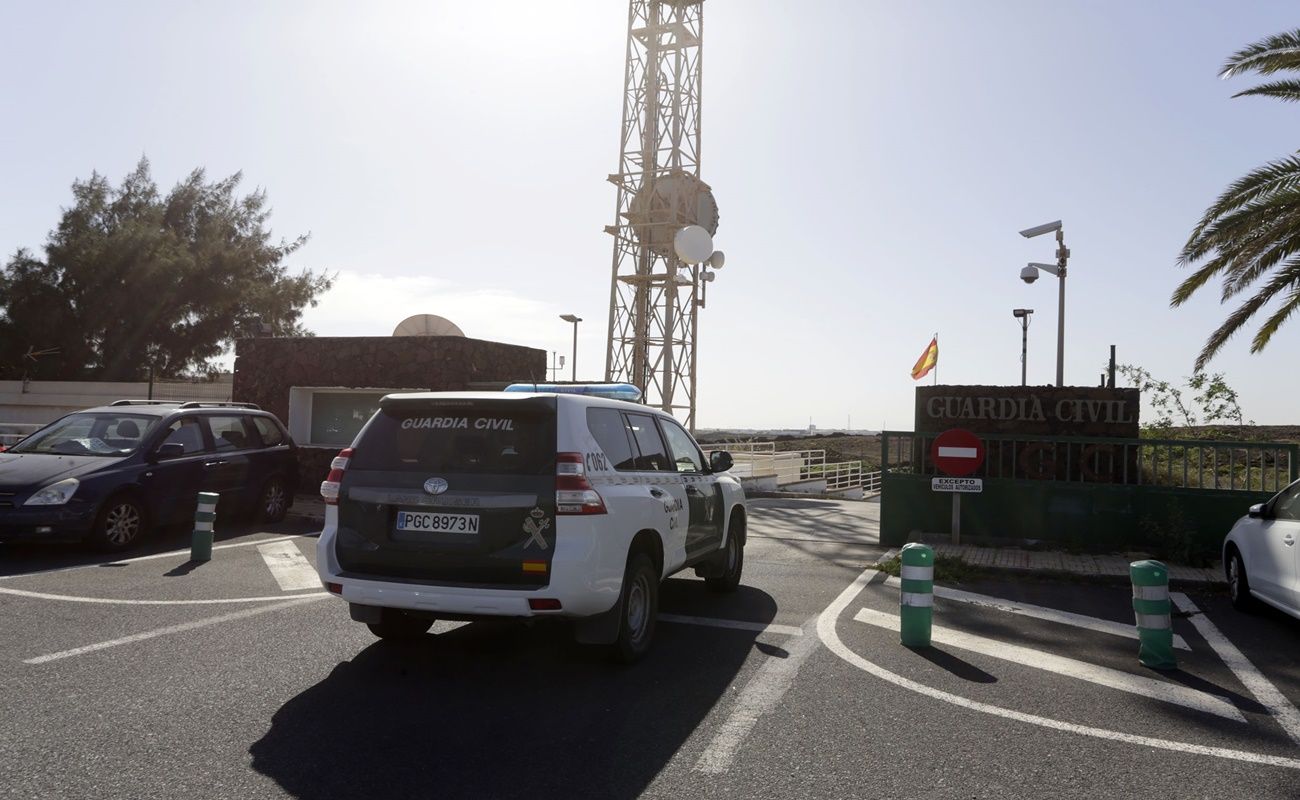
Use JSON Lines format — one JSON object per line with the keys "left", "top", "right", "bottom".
{"left": 1130, "top": 559, "right": 1176, "bottom": 670}
{"left": 900, "top": 543, "right": 934, "bottom": 647}
{"left": 191, "top": 492, "right": 219, "bottom": 562}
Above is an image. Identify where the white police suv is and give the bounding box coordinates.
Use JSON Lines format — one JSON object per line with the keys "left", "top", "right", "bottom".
{"left": 316, "top": 384, "right": 746, "bottom": 662}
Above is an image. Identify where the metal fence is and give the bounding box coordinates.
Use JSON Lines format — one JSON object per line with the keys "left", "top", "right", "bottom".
{"left": 882, "top": 431, "right": 1299, "bottom": 493}
{"left": 722, "top": 441, "right": 879, "bottom": 493}
{"left": 0, "top": 423, "right": 41, "bottom": 447}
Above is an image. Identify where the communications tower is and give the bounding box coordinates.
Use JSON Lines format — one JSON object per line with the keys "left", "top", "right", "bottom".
{"left": 603, "top": 0, "right": 723, "bottom": 431}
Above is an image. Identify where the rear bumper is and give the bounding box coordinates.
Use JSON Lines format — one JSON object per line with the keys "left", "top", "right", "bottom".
{"left": 0, "top": 502, "right": 98, "bottom": 543}
{"left": 316, "top": 506, "right": 625, "bottom": 619}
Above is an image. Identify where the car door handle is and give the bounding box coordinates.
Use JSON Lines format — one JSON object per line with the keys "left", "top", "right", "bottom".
{"left": 204, "top": 460, "right": 227, "bottom": 468}
{"left": 1285, "top": 535, "right": 1295, "bottom": 546}
{"left": 649, "top": 488, "right": 666, "bottom": 498}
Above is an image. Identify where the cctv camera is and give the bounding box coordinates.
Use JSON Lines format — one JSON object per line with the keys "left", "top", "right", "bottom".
{"left": 1020, "top": 266, "right": 1039, "bottom": 284}
{"left": 1019, "top": 220, "right": 1063, "bottom": 239}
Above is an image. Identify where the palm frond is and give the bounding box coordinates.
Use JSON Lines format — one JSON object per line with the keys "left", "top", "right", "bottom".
{"left": 1194, "top": 256, "right": 1300, "bottom": 370}
{"left": 1179, "top": 155, "right": 1300, "bottom": 261}
{"left": 1232, "top": 79, "right": 1300, "bottom": 102}
{"left": 1221, "top": 30, "right": 1300, "bottom": 78}
{"left": 1251, "top": 286, "right": 1300, "bottom": 352}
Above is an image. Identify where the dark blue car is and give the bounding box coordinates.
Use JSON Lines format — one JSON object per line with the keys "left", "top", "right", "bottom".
{"left": 0, "top": 401, "right": 298, "bottom": 551}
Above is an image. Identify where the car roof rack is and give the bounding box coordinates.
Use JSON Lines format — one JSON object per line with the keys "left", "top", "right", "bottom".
{"left": 177, "top": 401, "right": 261, "bottom": 410}
{"left": 109, "top": 400, "right": 183, "bottom": 406}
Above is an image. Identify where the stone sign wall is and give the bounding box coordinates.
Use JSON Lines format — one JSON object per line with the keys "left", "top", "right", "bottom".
{"left": 915, "top": 385, "right": 1140, "bottom": 438}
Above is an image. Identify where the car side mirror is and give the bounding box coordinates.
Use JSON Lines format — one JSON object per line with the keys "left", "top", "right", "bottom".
{"left": 1248, "top": 503, "right": 1266, "bottom": 519}
{"left": 154, "top": 442, "right": 186, "bottom": 461}
{"left": 709, "top": 451, "right": 733, "bottom": 473}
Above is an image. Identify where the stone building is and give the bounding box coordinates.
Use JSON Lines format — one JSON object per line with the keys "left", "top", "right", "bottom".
{"left": 232, "top": 335, "right": 546, "bottom": 492}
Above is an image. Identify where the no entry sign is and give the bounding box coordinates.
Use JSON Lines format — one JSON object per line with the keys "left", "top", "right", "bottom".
{"left": 930, "top": 428, "right": 985, "bottom": 477}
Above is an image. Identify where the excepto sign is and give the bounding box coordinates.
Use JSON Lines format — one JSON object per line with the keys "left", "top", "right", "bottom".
{"left": 932, "top": 477, "right": 983, "bottom": 493}
{"left": 931, "top": 428, "right": 986, "bottom": 477}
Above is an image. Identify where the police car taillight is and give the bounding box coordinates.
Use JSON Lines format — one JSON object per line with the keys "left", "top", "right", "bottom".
{"left": 556, "top": 452, "right": 607, "bottom": 515}
{"left": 320, "top": 448, "right": 354, "bottom": 505}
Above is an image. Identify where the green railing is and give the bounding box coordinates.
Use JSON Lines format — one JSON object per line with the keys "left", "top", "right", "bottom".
{"left": 882, "top": 431, "right": 1298, "bottom": 493}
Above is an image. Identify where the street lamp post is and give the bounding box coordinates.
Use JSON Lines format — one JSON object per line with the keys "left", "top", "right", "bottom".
{"left": 560, "top": 314, "right": 581, "bottom": 382}
{"left": 1018, "top": 221, "right": 1069, "bottom": 387}
{"left": 1012, "top": 309, "right": 1033, "bottom": 386}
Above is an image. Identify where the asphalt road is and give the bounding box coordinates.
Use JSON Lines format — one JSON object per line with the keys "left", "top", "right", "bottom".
{"left": 2, "top": 497, "right": 1300, "bottom": 799}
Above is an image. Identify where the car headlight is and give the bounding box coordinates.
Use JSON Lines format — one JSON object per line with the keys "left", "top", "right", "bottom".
{"left": 23, "top": 478, "right": 80, "bottom": 506}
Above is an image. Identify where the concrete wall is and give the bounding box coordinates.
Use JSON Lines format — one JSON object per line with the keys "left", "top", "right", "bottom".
{"left": 0, "top": 379, "right": 231, "bottom": 425}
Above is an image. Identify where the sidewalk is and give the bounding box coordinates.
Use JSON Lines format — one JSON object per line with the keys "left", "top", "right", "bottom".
{"left": 286, "top": 495, "right": 327, "bottom": 526}
{"left": 880, "top": 541, "right": 1224, "bottom": 586}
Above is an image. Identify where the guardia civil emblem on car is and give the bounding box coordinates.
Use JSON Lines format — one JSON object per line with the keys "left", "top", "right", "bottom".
{"left": 423, "top": 477, "right": 449, "bottom": 495}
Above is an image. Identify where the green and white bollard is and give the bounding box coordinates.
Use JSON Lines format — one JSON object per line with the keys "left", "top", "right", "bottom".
{"left": 900, "top": 542, "right": 935, "bottom": 647}
{"left": 191, "top": 491, "right": 219, "bottom": 562}
{"left": 1130, "top": 559, "right": 1176, "bottom": 671}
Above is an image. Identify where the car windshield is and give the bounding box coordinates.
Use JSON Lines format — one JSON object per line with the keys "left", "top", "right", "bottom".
{"left": 8, "top": 413, "right": 160, "bottom": 457}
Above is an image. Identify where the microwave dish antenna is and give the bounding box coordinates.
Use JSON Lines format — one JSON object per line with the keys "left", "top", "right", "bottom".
{"left": 392, "top": 314, "right": 466, "bottom": 337}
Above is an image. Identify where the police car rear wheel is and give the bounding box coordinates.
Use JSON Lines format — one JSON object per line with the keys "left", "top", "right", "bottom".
{"left": 613, "top": 553, "right": 658, "bottom": 664}
{"left": 706, "top": 516, "right": 744, "bottom": 593}
{"left": 367, "top": 610, "right": 433, "bottom": 640}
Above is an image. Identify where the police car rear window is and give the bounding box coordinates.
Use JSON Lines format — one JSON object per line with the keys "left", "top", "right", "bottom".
{"left": 350, "top": 403, "right": 555, "bottom": 475}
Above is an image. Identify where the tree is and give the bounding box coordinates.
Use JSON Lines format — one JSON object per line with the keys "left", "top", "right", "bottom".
{"left": 1115, "top": 364, "right": 1250, "bottom": 433}
{"left": 1173, "top": 30, "right": 1300, "bottom": 370}
{"left": 0, "top": 158, "right": 332, "bottom": 380}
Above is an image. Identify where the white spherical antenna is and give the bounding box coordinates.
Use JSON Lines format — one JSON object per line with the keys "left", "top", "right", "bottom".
{"left": 392, "top": 314, "right": 466, "bottom": 337}
{"left": 708, "top": 250, "right": 725, "bottom": 269}
{"left": 674, "top": 225, "right": 714, "bottom": 264}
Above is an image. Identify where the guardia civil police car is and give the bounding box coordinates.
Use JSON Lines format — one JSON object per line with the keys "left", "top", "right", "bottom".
{"left": 315, "top": 384, "right": 746, "bottom": 662}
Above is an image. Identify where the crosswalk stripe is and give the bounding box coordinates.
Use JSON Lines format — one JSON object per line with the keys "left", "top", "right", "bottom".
{"left": 257, "top": 541, "right": 320, "bottom": 591}
{"left": 853, "top": 607, "right": 1243, "bottom": 722}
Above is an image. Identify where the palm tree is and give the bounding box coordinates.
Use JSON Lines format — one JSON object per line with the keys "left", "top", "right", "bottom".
{"left": 1174, "top": 30, "right": 1300, "bottom": 370}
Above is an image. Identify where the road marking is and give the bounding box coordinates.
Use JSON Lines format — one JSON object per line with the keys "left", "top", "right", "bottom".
{"left": 694, "top": 614, "right": 819, "bottom": 775}
{"left": 882, "top": 576, "right": 1191, "bottom": 651}
{"left": 659, "top": 613, "right": 804, "bottom": 637}
{"left": 853, "top": 607, "right": 1242, "bottom": 722}
{"left": 23, "top": 596, "right": 327, "bottom": 664}
{"left": 1172, "top": 592, "right": 1300, "bottom": 746}
{"left": 0, "top": 585, "right": 328, "bottom": 605}
{"left": 0, "top": 534, "right": 314, "bottom": 582}
{"left": 817, "top": 568, "right": 1300, "bottom": 771}
{"left": 257, "top": 540, "right": 320, "bottom": 591}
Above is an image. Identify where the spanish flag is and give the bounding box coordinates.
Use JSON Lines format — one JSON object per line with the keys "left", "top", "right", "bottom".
{"left": 911, "top": 336, "right": 938, "bottom": 381}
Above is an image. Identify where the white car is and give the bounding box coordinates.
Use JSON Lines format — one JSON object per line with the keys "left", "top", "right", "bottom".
{"left": 1223, "top": 477, "right": 1300, "bottom": 618}
{"left": 316, "top": 386, "right": 747, "bottom": 662}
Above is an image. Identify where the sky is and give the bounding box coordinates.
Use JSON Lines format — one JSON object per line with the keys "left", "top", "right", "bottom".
{"left": 2, "top": 1, "right": 1298, "bottom": 430}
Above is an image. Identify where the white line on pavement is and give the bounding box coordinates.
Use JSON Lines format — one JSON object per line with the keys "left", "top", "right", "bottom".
{"left": 23, "top": 596, "right": 328, "bottom": 664}
{"left": 0, "top": 534, "right": 315, "bottom": 582}
{"left": 853, "top": 607, "right": 1243, "bottom": 722}
{"left": 882, "top": 576, "right": 1191, "bottom": 651}
{"left": 659, "top": 614, "right": 804, "bottom": 637}
{"left": 694, "top": 614, "right": 820, "bottom": 775}
{"left": 1172, "top": 592, "right": 1300, "bottom": 747}
{"left": 816, "top": 568, "right": 1300, "bottom": 771}
{"left": 257, "top": 540, "right": 321, "bottom": 591}
{"left": 0, "top": 585, "right": 328, "bottom": 605}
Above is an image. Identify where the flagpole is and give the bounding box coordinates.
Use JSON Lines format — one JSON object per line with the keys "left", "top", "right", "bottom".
{"left": 933, "top": 331, "right": 938, "bottom": 386}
